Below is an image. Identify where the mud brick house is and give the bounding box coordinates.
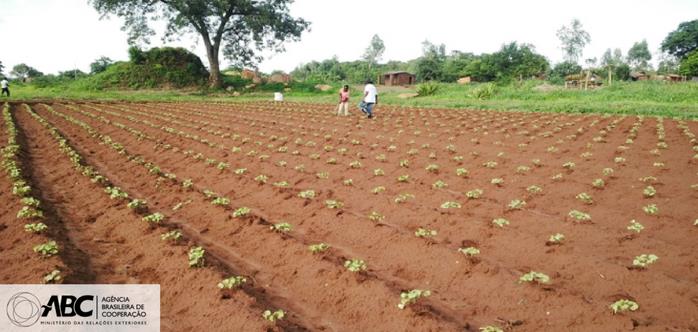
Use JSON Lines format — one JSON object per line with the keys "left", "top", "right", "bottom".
{"left": 380, "top": 71, "right": 416, "bottom": 86}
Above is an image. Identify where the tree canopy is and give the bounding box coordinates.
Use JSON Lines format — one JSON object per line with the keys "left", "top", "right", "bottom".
{"left": 556, "top": 19, "right": 591, "bottom": 63}
{"left": 10, "top": 64, "right": 44, "bottom": 81}
{"left": 661, "top": 19, "right": 698, "bottom": 60}
{"left": 90, "top": 56, "right": 114, "bottom": 74}
{"left": 362, "top": 34, "right": 385, "bottom": 70}
{"left": 91, "top": 0, "right": 309, "bottom": 88}
{"left": 627, "top": 40, "right": 652, "bottom": 71}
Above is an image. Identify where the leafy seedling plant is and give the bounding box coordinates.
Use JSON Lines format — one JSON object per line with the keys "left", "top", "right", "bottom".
{"left": 127, "top": 199, "right": 148, "bottom": 213}
{"left": 548, "top": 233, "right": 565, "bottom": 245}
{"left": 610, "top": 299, "right": 638, "bottom": 314}
{"left": 24, "top": 223, "right": 48, "bottom": 233}
{"left": 632, "top": 254, "right": 658, "bottom": 268}
{"left": 270, "top": 222, "right": 292, "bottom": 233}
{"left": 17, "top": 206, "right": 44, "bottom": 219}
{"left": 33, "top": 240, "right": 59, "bottom": 257}
{"left": 218, "top": 276, "right": 247, "bottom": 289}
{"left": 568, "top": 210, "right": 591, "bottom": 222}
{"left": 298, "top": 190, "right": 315, "bottom": 199}
{"left": 142, "top": 212, "right": 164, "bottom": 225}
{"left": 458, "top": 247, "right": 480, "bottom": 256}
{"left": 415, "top": 228, "right": 437, "bottom": 238}
{"left": 161, "top": 230, "right": 182, "bottom": 242}
{"left": 492, "top": 218, "right": 510, "bottom": 228}
{"left": 519, "top": 271, "right": 550, "bottom": 284}
{"left": 308, "top": 243, "right": 329, "bottom": 253}
{"left": 43, "top": 270, "right": 62, "bottom": 284}
{"left": 479, "top": 326, "right": 504, "bottom": 332}
{"left": 643, "top": 204, "right": 658, "bottom": 215}
{"left": 233, "top": 207, "right": 251, "bottom": 218}
{"left": 325, "top": 200, "right": 344, "bottom": 209}
{"left": 262, "top": 309, "right": 285, "bottom": 322}
{"left": 188, "top": 246, "right": 205, "bottom": 268}
{"left": 440, "top": 201, "right": 461, "bottom": 209}
{"left": 368, "top": 211, "right": 385, "bottom": 222}
{"left": 344, "top": 259, "right": 367, "bottom": 272}
{"left": 627, "top": 220, "right": 644, "bottom": 233}
{"left": 507, "top": 199, "right": 526, "bottom": 210}
{"left": 397, "top": 289, "right": 431, "bottom": 309}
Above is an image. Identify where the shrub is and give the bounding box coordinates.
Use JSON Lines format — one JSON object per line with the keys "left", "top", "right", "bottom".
{"left": 471, "top": 83, "right": 496, "bottom": 100}
{"left": 416, "top": 81, "right": 440, "bottom": 96}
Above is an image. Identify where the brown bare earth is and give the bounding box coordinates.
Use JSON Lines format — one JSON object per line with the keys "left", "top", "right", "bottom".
{"left": 1, "top": 100, "right": 697, "bottom": 331}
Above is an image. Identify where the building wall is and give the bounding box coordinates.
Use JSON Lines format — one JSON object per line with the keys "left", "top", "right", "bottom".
{"left": 382, "top": 73, "right": 415, "bottom": 86}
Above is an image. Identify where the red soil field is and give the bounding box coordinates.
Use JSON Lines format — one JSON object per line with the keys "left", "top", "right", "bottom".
{"left": 1, "top": 100, "right": 697, "bottom": 331}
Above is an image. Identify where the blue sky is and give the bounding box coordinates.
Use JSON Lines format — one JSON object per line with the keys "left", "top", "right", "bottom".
{"left": 0, "top": 0, "right": 696, "bottom": 75}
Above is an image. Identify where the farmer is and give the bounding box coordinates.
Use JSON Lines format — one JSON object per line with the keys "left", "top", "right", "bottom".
{"left": 337, "top": 85, "right": 350, "bottom": 116}
{"left": 1, "top": 78, "right": 9, "bottom": 97}
{"left": 360, "top": 79, "right": 378, "bottom": 119}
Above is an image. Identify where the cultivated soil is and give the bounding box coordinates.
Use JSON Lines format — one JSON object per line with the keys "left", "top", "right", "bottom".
{"left": 1, "top": 100, "right": 697, "bottom": 331}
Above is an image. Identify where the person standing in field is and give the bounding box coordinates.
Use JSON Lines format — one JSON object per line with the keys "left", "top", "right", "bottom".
{"left": 360, "top": 79, "right": 378, "bottom": 119}
{"left": 1, "top": 78, "right": 9, "bottom": 97}
{"left": 337, "top": 85, "right": 350, "bottom": 116}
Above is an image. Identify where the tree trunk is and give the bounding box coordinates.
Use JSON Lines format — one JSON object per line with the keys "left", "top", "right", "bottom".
{"left": 203, "top": 38, "right": 223, "bottom": 89}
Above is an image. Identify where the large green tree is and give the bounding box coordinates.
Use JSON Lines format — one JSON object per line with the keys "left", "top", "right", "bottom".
{"left": 90, "top": 56, "right": 114, "bottom": 74}
{"left": 661, "top": 19, "right": 698, "bottom": 60}
{"left": 556, "top": 19, "right": 591, "bottom": 63}
{"left": 679, "top": 50, "right": 698, "bottom": 76}
{"left": 362, "top": 34, "right": 385, "bottom": 72}
{"left": 627, "top": 40, "right": 652, "bottom": 71}
{"left": 10, "top": 64, "right": 44, "bottom": 82}
{"left": 416, "top": 41, "right": 447, "bottom": 81}
{"left": 91, "top": 0, "right": 309, "bottom": 88}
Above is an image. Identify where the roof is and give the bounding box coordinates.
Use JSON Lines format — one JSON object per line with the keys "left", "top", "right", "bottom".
{"left": 382, "top": 71, "right": 415, "bottom": 75}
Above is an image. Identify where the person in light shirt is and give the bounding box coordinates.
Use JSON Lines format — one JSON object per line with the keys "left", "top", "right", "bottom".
{"left": 1, "top": 78, "right": 9, "bottom": 97}
{"left": 360, "top": 79, "right": 378, "bottom": 119}
{"left": 337, "top": 85, "right": 350, "bottom": 116}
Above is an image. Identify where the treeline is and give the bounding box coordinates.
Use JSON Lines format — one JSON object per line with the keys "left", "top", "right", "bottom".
{"left": 292, "top": 19, "right": 698, "bottom": 85}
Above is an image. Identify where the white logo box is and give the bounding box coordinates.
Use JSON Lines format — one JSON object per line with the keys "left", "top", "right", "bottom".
{"left": 1, "top": 284, "right": 159, "bottom": 332}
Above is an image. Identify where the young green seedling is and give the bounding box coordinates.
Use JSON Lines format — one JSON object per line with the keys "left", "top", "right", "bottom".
{"left": 519, "top": 271, "right": 550, "bottom": 284}
{"left": 492, "top": 218, "right": 510, "bottom": 228}
{"left": 507, "top": 199, "right": 526, "bottom": 210}
{"left": 479, "top": 326, "right": 504, "bottom": 332}
{"left": 642, "top": 204, "right": 658, "bottom": 215}
{"left": 160, "top": 230, "right": 183, "bottom": 242}
{"left": 24, "top": 223, "right": 48, "bottom": 233}
{"left": 627, "top": 220, "right": 644, "bottom": 233}
{"left": 609, "top": 299, "right": 638, "bottom": 314}
{"left": 643, "top": 186, "right": 656, "bottom": 198}
{"left": 298, "top": 190, "right": 315, "bottom": 199}
{"left": 43, "top": 270, "right": 62, "bottom": 284}
{"left": 344, "top": 259, "right": 367, "bottom": 272}
{"left": 632, "top": 254, "right": 658, "bottom": 268}
{"left": 142, "top": 212, "right": 164, "bottom": 225}
{"left": 262, "top": 309, "right": 285, "bottom": 322}
{"left": 188, "top": 246, "right": 205, "bottom": 268}
{"left": 415, "top": 228, "right": 437, "bottom": 238}
{"left": 218, "top": 276, "right": 247, "bottom": 289}
{"left": 270, "top": 222, "right": 292, "bottom": 233}
{"left": 568, "top": 210, "right": 591, "bottom": 222}
{"left": 233, "top": 207, "right": 251, "bottom": 218}
{"left": 548, "top": 233, "right": 565, "bottom": 244}
{"left": 466, "top": 189, "right": 484, "bottom": 199}
{"left": 458, "top": 247, "right": 480, "bottom": 257}
{"left": 440, "top": 201, "right": 461, "bottom": 209}
{"left": 308, "top": 243, "right": 330, "bottom": 253}
{"left": 576, "top": 192, "right": 593, "bottom": 204}
{"left": 368, "top": 211, "right": 385, "bottom": 222}
{"left": 33, "top": 240, "right": 59, "bottom": 257}
{"left": 397, "top": 289, "right": 431, "bottom": 309}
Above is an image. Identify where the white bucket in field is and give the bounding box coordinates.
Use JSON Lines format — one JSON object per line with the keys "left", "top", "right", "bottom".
{"left": 274, "top": 92, "right": 283, "bottom": 101}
